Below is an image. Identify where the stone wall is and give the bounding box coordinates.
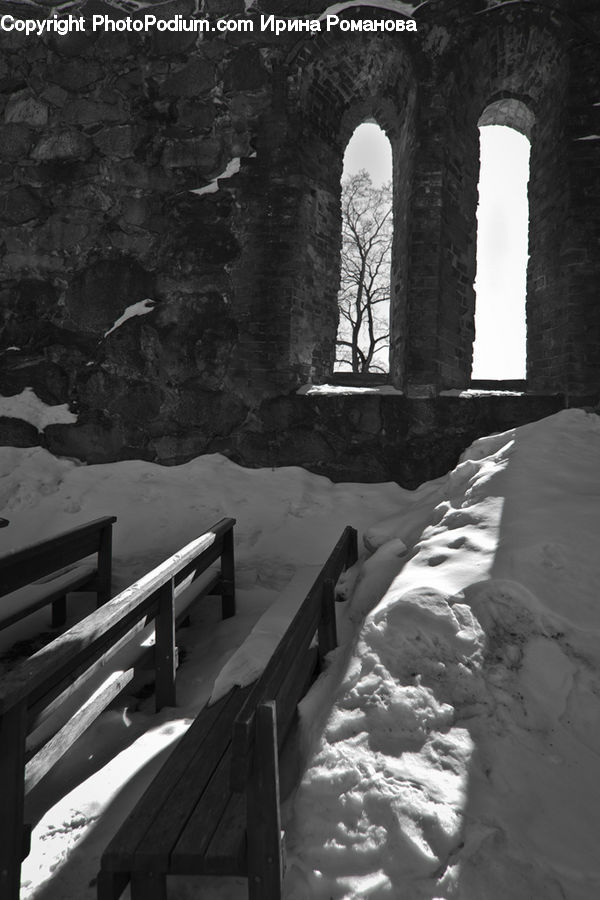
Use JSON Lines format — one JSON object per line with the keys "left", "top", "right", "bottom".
{"left": 0, "top": 0, "right": 598, "bottom": 482}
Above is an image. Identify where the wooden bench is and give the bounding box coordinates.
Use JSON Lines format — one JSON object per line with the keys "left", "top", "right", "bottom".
{"left": 98, "top": 525, "right": 358, "bottom": 900}
{"left": 0, "top": 517, "right": 236, "bottom": 900}
{"left": 0, "top": 516, "right": 117, "bottom": 631}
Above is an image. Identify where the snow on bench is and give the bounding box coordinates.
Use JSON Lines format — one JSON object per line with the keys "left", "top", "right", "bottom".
{"left": 210, "top": 564, "right": 322, "bottom": 704}
{"left": 0, "top": 517, "right": 236, "bottom": 900}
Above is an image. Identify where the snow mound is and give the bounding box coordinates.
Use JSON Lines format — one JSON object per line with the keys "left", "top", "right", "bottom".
{"left": 285, "top": 409, "right": 600, "bottom": 900}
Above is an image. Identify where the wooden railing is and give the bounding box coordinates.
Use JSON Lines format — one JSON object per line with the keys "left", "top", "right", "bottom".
{"left": 0, "top": 517, "right": 236, "bottom": 900}
{"left": 0, "top": 516, "right": 116, "bottom": 629}
{"left": 96, "top": 523, "right": 359, "bottom": 900}
{"left": 231, "top": 524, "right": 358, "bottom": 791}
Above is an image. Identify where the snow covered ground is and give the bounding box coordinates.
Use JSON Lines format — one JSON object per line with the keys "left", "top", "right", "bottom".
{"left": 284, "top": 408, "right": 600, "bottom": 899}
{"left": 0, "top": 443, "right": 404, "bottom": 899}
{"left": 1, "top": 407, "right": 599, "bottom": 899}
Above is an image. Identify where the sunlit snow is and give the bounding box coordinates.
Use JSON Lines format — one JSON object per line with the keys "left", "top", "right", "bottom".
{"left": 103, "top": 298, "right": 156, "bottom": 338}
{"left": 2, "top": 409, "right": 599, "bottom": 899}
{"left": 0, "top": 387, "right": 78, "bottom": 431}
{"left": 284, "top": 409, "right": 600, "bottom": 900}
{"left": 190, "top": 158, "right": 242, "bottom": 196}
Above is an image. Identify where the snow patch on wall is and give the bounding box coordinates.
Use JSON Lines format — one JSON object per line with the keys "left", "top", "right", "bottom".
{"left": 190, "top": 158, "right": 242, "bottom": 196}
{"left": 0, "top": 388, "right": 77, "bottom": 431}
{"left": 320, "top": 0, "right": 417, "bottom": 19}
{"left": 440, "top": 388, "right": 524, "bottom": 397}
{"left": 103, "top": 299, "right": 156, "bottom": 338}
{"left": 298, "top": 384, "right": 403, "bottom": 395}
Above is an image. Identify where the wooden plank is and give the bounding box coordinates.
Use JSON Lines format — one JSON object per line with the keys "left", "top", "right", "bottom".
{"left": 318, "top": 578, "right": 337, "bottom": 663}
{"left": 51, "top": 595, "right": 67, "bottom": 628}
{"left": 231, "top": 527, "right": 356, "bottom": 791}
{"left": 170, "top": 746, "right": 238, "bottom": 873}
{"left": 220, "top": 526, "right": 235, "bottom": 619}
{"left": 345, "top": 525, "right": 359, "bottom": 569}
{"left": 96, "top": 870, "right": 130, "bottom": 900}
{"left": 95, "top": 522, "right": 114, "bottom": 606}
{"left": 22, "top": 592, "right": 159, "bottom": 718}
{"left": 273, "top": 646, "right": 319, "bottom": 753}
{"left": 27, "top": 615, "right": 150, "bottom": 732}
{"left": 174, "top": 570, "right": 220, "bottom": 628}
{"left": 247, "top": 702, "right": 283, "bottom": 900}
{"left": 203, "top": 791, "right": 247, "bottom": 876}
{"left": 130, "top": 872, "right": 167, "bottom": 900}
{"left": 0, "top": 701, "right": 27, "bottom": 900}
{"left": 155, "top": 579, "right": 176, "bottom": 711}
{"left": 0, "top": 519, "right": 236, "bottom": 715}
{"left": 0, "top": 567, "right": 96, "bottom": 633}
{"left": 0, "top": 517, "right": 117, "bottom": 598}
{"left": 21, "top": 822, "right": 32, "bottom": 861}
{"left": 234, "top": 525, "right": 354, "bottom": 738}
{"left": 24, "top": 669, "right": 134, "bottom": 793}
{"left": 172, "top": 540, "right": 224, "bottom": 594}
{"left": 103, "top": 686, "right": 250, "bottom": 872}
{"left": 130, "top": 686, "right": 250, "bottom": 872}
{"left": 230, "top": 589, "right": 321, "bottom": 790}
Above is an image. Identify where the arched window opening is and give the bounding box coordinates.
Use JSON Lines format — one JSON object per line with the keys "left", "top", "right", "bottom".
{"left": 334, "top": 123, "right": 393, "bottom": 375}
{"left": 472, "top": 100, "right": 533, "bottom": 382}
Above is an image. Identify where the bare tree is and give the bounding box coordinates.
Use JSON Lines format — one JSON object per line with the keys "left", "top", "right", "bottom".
{"left": 335, "top": 169, "right": 392, "bottom": 373}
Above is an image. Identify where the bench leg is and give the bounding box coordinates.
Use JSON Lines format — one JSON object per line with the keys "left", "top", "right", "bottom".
{"left": 51, "top": 595, "right": 67, "bottom": 627}
{"left": 0, "top": 702, "right": 27, "bottom": 900}
{"left": 247, "top": 702, "right": 283, "bottom": 900}
{"left": 131, "top": 872, "right": 167, "bottom": 900}
{"left": 220, "top": 527, "right": 235, "bottom": 619}
{"left": 97, "top": 870, "right": 129, "bottom": 900}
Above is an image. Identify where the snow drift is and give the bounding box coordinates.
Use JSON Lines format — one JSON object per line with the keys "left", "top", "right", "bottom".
{"left": 1, "top": 408, "right": 599, "bottom": 899}
{"left": 284, "top": 408, "right": 600, "bottom": 900}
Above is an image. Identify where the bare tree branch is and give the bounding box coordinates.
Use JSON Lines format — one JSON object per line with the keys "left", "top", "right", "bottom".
{"left": 335, "top": 169, "right": 392, "bottom": 374}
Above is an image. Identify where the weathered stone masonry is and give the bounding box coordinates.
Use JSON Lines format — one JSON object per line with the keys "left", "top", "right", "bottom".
{"left": 0, "top": 0, "right": 598, "bottom": 484}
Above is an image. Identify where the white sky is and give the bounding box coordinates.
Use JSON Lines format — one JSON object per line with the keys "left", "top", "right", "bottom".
{"left": 343, "top": 122, "right": 392, "bottom": 186}
{"left": 343, "top": 123, "right": 530, "bottom": 380}
{"left": 472, "top": 125, "right": 529, "bottom": 380}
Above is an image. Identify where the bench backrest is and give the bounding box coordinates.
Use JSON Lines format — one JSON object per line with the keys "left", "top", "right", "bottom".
{"left": 230, "top": 525, "right": 358, "bottom": 791}
{"left": 0, "top": 517, "right": 236, "bottom": 797}
{"left": 0, "top": 516, "right": 117, "bottom": 598}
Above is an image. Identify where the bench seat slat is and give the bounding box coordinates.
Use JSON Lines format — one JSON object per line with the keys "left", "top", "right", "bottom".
{"left": 102, "top": 685, "right": 247, "bottom": 872}
{"left": 203, "top": 791, "right": 247, "bottom": 875}
{"left": 131, "top": 685, "right": 251, "bottom": 871}
{"left": 170, "top": 746, "right": 245, "bottom": 874}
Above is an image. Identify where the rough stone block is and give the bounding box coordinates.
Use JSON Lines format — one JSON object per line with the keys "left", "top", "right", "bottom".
{"left": 0, "top": 123, "right": 33, "bottom": 159}
{"left": 4, "top": 90, "right": 49, "bottom": 127}
{"left": 161, "top": 136, "right": 221, "bottom": 170}
{"left": 0, "top": 416, "right": 42, "bottom": 448}
{"left": 0, "top": 186, "right": 45, "bottom": 225}
{"left": 32, "top": 131, "right": 93, "bottom": 161}
{"left": 162, "top": 58, "right": 216, "bottom": 98}
{"left": 92, "top": 125, "right": 144, "bottom": 158}
{"left": 65, "top": 258, "right": 154, "bottom": 334}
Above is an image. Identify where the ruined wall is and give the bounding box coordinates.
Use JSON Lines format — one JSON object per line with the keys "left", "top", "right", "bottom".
{"left": 0, "top": 0, "right": 598, "bottom": 482}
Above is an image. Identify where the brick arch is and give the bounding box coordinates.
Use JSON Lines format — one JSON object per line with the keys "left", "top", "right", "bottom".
{"left": 402, "top": 11, "right": 570, "bottom": 394}
{"left": 468, "top": 16, "right": 570, "bottom": 392}
{"left": 478, "top": 96, "right": 536, "bottom": 139}
{"left": 281, "top": 31, "right": 419, "bottom": 387}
